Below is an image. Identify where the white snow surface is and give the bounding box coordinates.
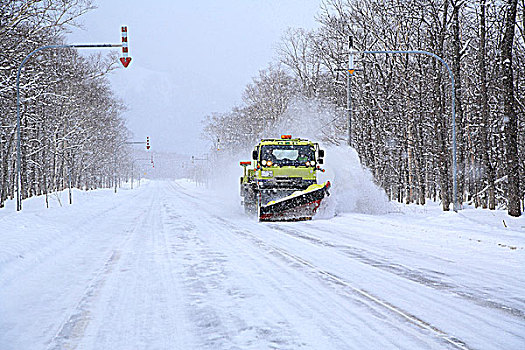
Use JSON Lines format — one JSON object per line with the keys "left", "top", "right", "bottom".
{"left": 1, "top": 180, "right": 524, "bottom": 349}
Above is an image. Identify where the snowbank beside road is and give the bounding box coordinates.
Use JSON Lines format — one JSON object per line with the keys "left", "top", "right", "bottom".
{"left": 0, "top": 182, "right": 148, "bottom": 285}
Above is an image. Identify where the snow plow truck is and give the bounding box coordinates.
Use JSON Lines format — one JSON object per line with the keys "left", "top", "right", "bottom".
{"left": 240, "top": 135, "right": 331, "bottom": 221}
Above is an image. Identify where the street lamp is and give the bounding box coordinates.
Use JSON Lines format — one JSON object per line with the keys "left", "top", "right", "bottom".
{"left": 345, "top": 37, "right": 459, "bottom": 211}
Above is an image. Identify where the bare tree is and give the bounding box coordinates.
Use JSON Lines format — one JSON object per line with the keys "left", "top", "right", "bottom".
{"left": 501, "top": 0, "right": 522, "bottom": 216}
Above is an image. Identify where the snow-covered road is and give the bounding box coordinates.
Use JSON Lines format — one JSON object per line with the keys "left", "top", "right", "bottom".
{"left": 1, "top": 180, "right": 524, "bottom": 349}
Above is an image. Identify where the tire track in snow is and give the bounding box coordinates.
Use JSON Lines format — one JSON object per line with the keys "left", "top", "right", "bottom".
{"left": 212, "top": 216, "right": 471, "bottom": 350}
{"left": 165, "top": 182, "right": 359, "bottom": 348}
{"left": 267, "top": 224, "right": 525, "bottom": 319}
{"left": 267, "top": 245, "right": 471, "bottom": 350}
{"left": 168, "top": 181, "right": 525, "bottom": 349}
{"left": 79, "top": 183, "right": 191, "bottom": 349}
{"left": 45, "top": 190, "right": 157, "bottom": 350}
{"left": 45, "top": 250, "right": 122, "bottom": 350}
{"left": 207, "top": 221, "right": 434, "bottom": 348}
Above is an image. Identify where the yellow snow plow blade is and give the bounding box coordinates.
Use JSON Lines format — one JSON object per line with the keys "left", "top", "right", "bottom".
{"left": 259, "top": 181, "right": 331, "bottom": 221}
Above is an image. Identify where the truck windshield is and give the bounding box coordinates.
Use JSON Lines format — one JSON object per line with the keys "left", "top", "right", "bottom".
{"left": 260, "top": 145, "right": 315, "bottom": 166}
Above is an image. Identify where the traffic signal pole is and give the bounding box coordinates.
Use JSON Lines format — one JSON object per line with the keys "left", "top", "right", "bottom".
{"left": 15, "top": 27, "right": 132, "bottom": 211}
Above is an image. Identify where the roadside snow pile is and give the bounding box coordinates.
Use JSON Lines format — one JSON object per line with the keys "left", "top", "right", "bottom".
{"left": 398, "top": 200, "right": 525, "bottom": 246}
{"left": 0, "top": 182, "right": 147, "bottom": 284}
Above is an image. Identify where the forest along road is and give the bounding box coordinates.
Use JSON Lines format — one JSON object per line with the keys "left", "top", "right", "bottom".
{"left": 0, "top": 180, "right": 523, "bottom": 349}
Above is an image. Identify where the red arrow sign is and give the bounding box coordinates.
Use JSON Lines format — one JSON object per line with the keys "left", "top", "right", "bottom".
{"left": 120, "top": 57, "right": 132, "bottom": 68}
{"left": 120, "top": 26, "right": 131, "bottom": 68}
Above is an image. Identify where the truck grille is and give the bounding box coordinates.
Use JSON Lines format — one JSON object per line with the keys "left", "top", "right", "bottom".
{"left": 258, "top": 178, "right": 314, "bottom": 190}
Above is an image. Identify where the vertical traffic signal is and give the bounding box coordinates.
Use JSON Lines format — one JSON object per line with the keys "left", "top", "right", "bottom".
{"left": 146, "top": 136, "right": 150, "bottom": 150}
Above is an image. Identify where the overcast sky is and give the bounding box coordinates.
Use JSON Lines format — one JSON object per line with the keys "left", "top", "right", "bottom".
{"left": 68, "top": 0, "right": 321, "bottom": 155}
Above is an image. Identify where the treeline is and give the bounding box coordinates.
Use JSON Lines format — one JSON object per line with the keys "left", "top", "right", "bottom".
{"left": 0, "top": 1, "right": 131, "bottom": 208}
{"left": 203, "top": 0, "right": 524, "bottom": 216}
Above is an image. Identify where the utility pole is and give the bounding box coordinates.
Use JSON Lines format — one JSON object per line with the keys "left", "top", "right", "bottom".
{"left": 15, "top": 26, "right": 132, "bottom": 211}
{"left": 347, "top": 36, "right": 354, "bottom": 147}
{"left": 338, "top": 36, "right": 360, "bottom": 146}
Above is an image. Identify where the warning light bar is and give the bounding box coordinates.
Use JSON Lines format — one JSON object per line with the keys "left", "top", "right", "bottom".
{"left": 281, "top": 135, "right": 292, "bottom": 139}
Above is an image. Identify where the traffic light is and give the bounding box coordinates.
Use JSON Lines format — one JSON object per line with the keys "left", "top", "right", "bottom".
{"left": 146, "top": 137, "right": 150, "bottom": 150}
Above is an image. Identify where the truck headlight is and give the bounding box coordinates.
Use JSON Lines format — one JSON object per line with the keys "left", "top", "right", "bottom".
{"left": 261, "top": 170, "right": 273, "bottom": 177}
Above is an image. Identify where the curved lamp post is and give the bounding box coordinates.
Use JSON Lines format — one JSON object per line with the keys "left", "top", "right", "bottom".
{"left": 346, "top": 42, "right": 459, "bottom": 211}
